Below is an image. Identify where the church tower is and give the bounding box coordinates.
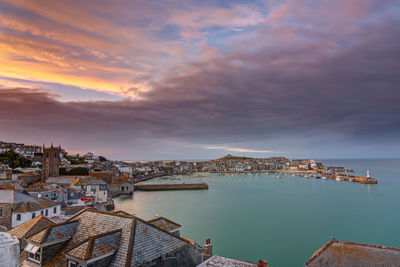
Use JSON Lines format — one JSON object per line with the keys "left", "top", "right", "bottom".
{"left": 42, "top": 144, "right": 61, "bottom": 182}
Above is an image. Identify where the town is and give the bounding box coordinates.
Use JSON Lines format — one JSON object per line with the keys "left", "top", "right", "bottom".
{"left": 0, "top": 140, "right": 394, "bottom": 267}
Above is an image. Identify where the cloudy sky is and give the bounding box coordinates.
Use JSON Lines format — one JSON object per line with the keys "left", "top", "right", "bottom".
{"left": 0, "top": 0, "right": 399, "bottom": 160}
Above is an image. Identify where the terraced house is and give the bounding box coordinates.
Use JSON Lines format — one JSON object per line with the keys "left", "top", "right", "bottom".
{"left": 0, "top": 190, "right": 60, "bottom": 230}
{"left": 20, "top": 209, "right": 203, "bottom": 267}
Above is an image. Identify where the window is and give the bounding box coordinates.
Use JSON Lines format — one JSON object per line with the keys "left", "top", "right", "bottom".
{"left": 68, "top": 260, "right": 77, "bottom": 267}
{"left": 41, "top": 210, "right": 44, "bottom": 215}
{"left": 45, "top": 209, "right": 48, "bottom": 216}
{"left": 32, "top": 212, "right": 36, "bottom": 219}
{"left": 0, "top": 208, "right": 2, "bottom": 218}
{"left": 53, "top": 207, "right": 57, "bottom": 213}
{"left": 17, "top": 214, "right": 21, "bottom": 221}
{"left": 28, "top": 252, "right": 40, "bottom": 263}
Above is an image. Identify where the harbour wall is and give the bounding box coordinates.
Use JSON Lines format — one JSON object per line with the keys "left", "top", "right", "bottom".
{"left": 135, "top": 183, "right": 209, "bottom": 191}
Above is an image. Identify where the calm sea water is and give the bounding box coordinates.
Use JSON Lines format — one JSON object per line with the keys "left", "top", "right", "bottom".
{"left": 114, "top": 159, "right": 400, "bottom": 267}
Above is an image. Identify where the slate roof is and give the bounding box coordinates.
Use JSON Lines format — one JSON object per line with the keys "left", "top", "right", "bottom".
{"left": 28, "top": 220, "right": 78, "bottom": 244}
{"left": 147, "top": 216, "right": 181, "bottom": 232}
{"left": 24, "top": 209, "right": 193, "bottom": 267}
{"left": 46, "top": 177, "right": 83, "bottom": 185}
{"left": 306, "top": 240, "right": 400, "bottom": 266}
{"left": 72, "top": 177, "right": 107, "bottom": 186}
{"left": 8, "top": 215, "right": 54, "bottom": 239}
{"left": 0, "top": 189, "right": 36, "bottom": 203}
{"left": 197, "top": 255, "right": 257, "bottom": 267}
{"left": 13, "top": 198, "right": 59, "bottom": 213}
{"left": 130, "top": 220, "right": 187, "bottom": 266}
{"left": 65, "top": 229, "right": 122, "bottom": 260}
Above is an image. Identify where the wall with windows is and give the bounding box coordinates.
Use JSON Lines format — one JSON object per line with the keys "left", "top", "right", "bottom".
{"left": 11, "top": 204, "right": 61, "bottom": 228}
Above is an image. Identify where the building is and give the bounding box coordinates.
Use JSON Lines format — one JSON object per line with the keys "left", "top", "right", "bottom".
{"left": 71, "top": 177, "right": 108, "bottom": 203}
{"left": 26, "top": 185, "right": 67, "bottom": 203}
{"left": 108, "top": 176, "right": 134, "bottom": 197}
{"left": 42, "top": 144, "right": 61, "bottom": 182}
{"left": 0, "top": 190, "right": 61, "bottom": 230}
{"left": 0, "top": 164, "right": 12, "bottom": 180}
{"left": 20, "top": 209, "right": 203, "bottom": 266}
{"left": 306, "top": 239, "right": 400, "bottom": 266}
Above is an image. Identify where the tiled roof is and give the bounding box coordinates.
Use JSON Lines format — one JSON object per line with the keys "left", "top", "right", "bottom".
{"left": 0, "top": 190, "right": 36, "bottom": 203}
{"left": 65, "top": 209, "right": 135, "bottom": 267}
{"left": 73, "top": 177, "right": 107, "bottom": 186}
{"left": 306, "top": 240, "right": 400, "bottom": 266}
{"left": 8, "top": 215, "right": 54, "bottom": 239}
{"left": 65, "top": 229, "right": 121, "bottom": 260}
{"left": 28, "top": 228, "right": 47, "bottom": 243}
{"left": 147, "top": 216, "right": 181, "bottom": 232}
{"left": 23, "top": 209, "right": 193, "bottom": 267}
{"left": 13, "top": 198, "right": 59, "bottom": 213}
{"left": 130, "top": 220, "right": 187, "bottom": 266}
{"left": 197, "top": 255, "right": 257, "bottom": 267}
{"left": 28, "top": 220, "right": 78, "bottom": 244}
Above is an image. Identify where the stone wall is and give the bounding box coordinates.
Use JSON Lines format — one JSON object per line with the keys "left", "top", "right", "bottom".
{"left": 0, "top": 204, "right": 13, "bottom": 230}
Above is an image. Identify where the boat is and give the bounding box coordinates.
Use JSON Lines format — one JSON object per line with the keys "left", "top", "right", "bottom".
{"left": 315, "top": 174, "right": 321, "bottom": 179}
{"left": 321, "top": 176, "right": 327, "bottom": 180}
{"left": 336, "top": 176, "right": 343, "bottom": 181}
{"left": 304, "top": 175, "right": 310, "bottom": 179}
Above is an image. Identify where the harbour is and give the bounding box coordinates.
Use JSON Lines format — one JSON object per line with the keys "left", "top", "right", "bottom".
{"left": 114, "top": 159, "right": 400, "bottom": 266}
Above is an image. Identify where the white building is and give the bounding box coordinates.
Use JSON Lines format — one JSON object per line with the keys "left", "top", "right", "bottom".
{"left": 72, "top": 178, "right": 108, "bottom": 203}
{"left": 0, "top": 190, "right": 61, "bottom": 230}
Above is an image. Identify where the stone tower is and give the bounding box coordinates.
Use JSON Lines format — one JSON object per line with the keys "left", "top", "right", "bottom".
{"left": 42, "top": 144, "right": 61, "bottom": 182}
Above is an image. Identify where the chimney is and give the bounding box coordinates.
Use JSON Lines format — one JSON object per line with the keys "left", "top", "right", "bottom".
{"left": 257, "top": 260, "right": 267, "bottom": 267}
{"left": 203, "top": 238, "right": 212, "bottom": 260}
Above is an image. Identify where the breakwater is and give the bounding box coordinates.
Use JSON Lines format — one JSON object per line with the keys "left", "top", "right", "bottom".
{"left": 135, "top": 183, "right": 209, "bottom": 191}
{"left": 324, "top": 173, "right": 378, "bottom": 184}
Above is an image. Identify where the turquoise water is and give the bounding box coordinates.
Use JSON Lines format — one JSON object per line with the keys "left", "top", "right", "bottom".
{"left": 114, "top": 159, "right": 400, "bottom": 266}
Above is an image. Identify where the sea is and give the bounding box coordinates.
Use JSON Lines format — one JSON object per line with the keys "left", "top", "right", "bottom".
{"left": 113, "top": 159, "right": 400, "bottom": 266}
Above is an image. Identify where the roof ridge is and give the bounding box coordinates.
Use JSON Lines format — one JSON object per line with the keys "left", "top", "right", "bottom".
{"left": 147, "top": 216, "right": 181, "bottom": 227}
{"left": 305, "top": 240, "right": 335, "bottom": 265}
{"left": 336, "top": 240, "right": 400, "bottom": 251}
{"left": 68, "top": 208, "right": 135, "bottom": 221}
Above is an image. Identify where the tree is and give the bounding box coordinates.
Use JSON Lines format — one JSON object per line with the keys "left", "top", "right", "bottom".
{"left": 98, "top": 156, "right": 107, "bottom": 162}
{"left": 68, "top": 167, "right": 89, "bottom": 175}
{"left": 0, "top": 150, "right": 32, "bottom": 168}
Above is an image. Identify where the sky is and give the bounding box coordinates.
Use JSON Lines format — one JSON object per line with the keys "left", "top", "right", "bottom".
{"left": 0, "top": 0, "right": 399, "bottom": 160}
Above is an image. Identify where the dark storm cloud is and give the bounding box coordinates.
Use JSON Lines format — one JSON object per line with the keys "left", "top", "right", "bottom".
{"left": 1, "top": 0, "right": 400, "bottom": 158}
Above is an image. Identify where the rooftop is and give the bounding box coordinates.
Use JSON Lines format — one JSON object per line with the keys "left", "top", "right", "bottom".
{"left": 197, "top": 255, "right": 257, "bottom": 267}
{"left": 8, "top": 215, "right": 54, "bottom": 239}
{"left": 147, "top": 216, "right": 181, "bottom": 232}
{"left": 0, "top": 190, "right": 37, "bottom": 204}
{"left": 306, "top": 240, "right": 400, "bottom": 266}
{"left": 13, "top": 198, "right": 59, "bottom": 213}
{"left": 22, "top": 209, "right": 193, "bottom": 267}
